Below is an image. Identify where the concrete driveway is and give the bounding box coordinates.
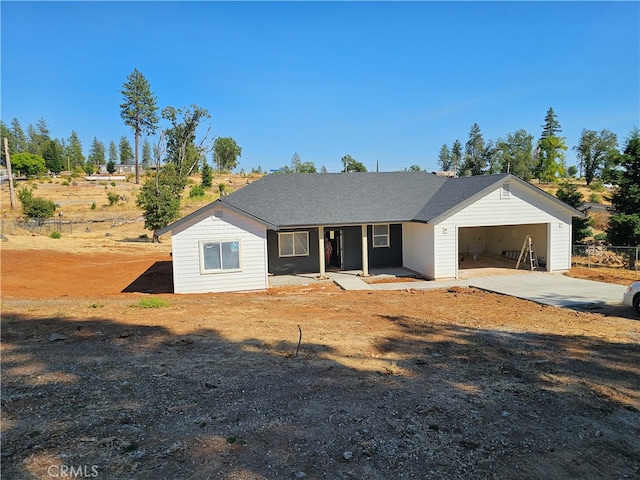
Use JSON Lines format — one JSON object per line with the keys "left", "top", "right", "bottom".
{"left": 468, "top": 271, "right": 627, "bottom": 310}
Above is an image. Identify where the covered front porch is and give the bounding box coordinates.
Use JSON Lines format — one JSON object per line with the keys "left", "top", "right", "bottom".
{"left": 266, "top": 224, "right": 403, "bottom": 278}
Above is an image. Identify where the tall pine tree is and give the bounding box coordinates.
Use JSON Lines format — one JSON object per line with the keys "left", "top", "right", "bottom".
{"left": 120, "top": 68, "right": 159, "bottom": 184}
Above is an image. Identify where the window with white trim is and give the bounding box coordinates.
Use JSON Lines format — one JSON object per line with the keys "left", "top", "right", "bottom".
{"left": 373, "top": 224, "right": 390, "bottom": 248}
{"left": 200, "top": 240, "right": 241, "bottom": 273}
{"left": 501, "top": 183, "right": 511, "bottom": 199}
{"left": 278, "top": 231, "right": 309, "bottom": 257}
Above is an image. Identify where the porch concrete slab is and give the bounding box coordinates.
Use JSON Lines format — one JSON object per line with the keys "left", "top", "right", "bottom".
{"left": 468, "top": 272, "right": 627, "bottom": 309}
{"left": 327, "top": 272, "right": 374, "bottom": 290}
{"left": 268, "top": 273, "right": 327, "bottom": 287}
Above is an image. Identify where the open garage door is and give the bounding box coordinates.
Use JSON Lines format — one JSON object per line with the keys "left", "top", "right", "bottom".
{"left": 458, "top": 224, "right": 549, "bottom": 273}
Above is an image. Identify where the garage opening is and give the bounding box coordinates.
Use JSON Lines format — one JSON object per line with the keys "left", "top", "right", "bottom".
{"left": 458, "top": 224, "right": 548, "bottom": 273}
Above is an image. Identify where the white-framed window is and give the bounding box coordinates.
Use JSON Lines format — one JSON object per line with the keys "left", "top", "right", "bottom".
{"left": 501, "top": 183, "right": 511, "bottom": 199}
{"left": 373, "top": 224, "right": 390, "bottom": 248}
{"left": 278, "top": 231, "right": 309, "bottom": 257}
{"left": 200, "top": 240, "right": 241, "bottom": 274}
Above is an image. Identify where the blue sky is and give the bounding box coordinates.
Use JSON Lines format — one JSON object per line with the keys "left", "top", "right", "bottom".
{"left": 2, "top": 1, "right": 638, "bottom": 173}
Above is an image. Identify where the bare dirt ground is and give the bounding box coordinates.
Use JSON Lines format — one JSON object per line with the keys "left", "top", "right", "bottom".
{"left": 1, "top": 178, "right": 639, "bottom": 479}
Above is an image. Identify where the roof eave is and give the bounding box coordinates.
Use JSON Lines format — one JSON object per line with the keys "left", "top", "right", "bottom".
{"left": 155, "top": 199, "right": 277, "bottom": 237}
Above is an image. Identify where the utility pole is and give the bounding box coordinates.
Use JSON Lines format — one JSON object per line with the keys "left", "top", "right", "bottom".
{"left": 3, "top": 137, "right": 16, "bottom": 209}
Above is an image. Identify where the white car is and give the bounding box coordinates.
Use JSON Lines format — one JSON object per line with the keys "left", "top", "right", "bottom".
{"left": 623, "top": 281, "right": 640, "bottom": 315}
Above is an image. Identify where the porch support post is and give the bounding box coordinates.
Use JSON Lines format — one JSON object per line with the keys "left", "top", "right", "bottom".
{"left": 361, "top": 224, "right": 369, "bottom": 276}
{"left": 318, "top": 226, "right": 326, "bottom": 278}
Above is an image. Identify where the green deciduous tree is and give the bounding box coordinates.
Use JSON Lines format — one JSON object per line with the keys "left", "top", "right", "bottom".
{"left": 136, "top": 163, "right": 184, "bottom": 242}
{"left": 536, "top": 136, "right": 567, "bottom": 182}
{"left": 163, "top": 105, "right": 213, "bottom": 178}
{"left": 483, "top": 140, "right": 499, "bottom": 174}
{"left": 574, "top": 128, "right": 618, "bottom": 185}
{"left": 607, "top": 127, "right": 640, "bottom": 246}
{"left": 212, "top": 136, "right": 242, "bottom": 173}
{"left": 341, "top": 154, "right": 367, "bottom": 172}
{"left": 120, "top": 68, "right": 159, "bottom": 184}
{"left": 556, "top": 182, "right": 593, "bottom": 244}
{"left": 536, "top": 107, "right": 566, "bottom": 183}
{"left": 495, "top": 129, "right": 535, "bottom": 180}
{"left": 11, "top": 152, "right": 46, "bottom": 176}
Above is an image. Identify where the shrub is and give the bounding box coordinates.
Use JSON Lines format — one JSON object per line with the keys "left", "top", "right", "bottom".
{"left": 17, "top": 187, "right": 56, "bottom": 222}
{"left": 107, "top": 192, "right": 120, "bottom": 206}
{"left": 132, "top": 297, "right": 169, "bottom": 308}
{"left": 594, "top": 232, "right": 608, "bottom": 242}
{"left": 25, "top": 197, "right": 57, "bottom": 221}
{"left": 189, "top": 184, "right": 205, "bottom": 198}
{"left": 111, "top": 182, "right": 116, "bottom": 187}
{"left": 49, "top": 231, "right": 62, "bottom": 239}
{"left": 91, "top": 202, "right": 97, "bottom": 210}
{"left": 589, "top": 193, "right": 602, "bottom": 203}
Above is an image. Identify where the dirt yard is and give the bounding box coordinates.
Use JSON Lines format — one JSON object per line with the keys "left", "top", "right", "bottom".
{"left": 1, "top": 177, "right": 639, "bottom": 479}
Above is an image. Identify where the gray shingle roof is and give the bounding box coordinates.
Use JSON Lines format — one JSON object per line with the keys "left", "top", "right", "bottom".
{"left": 220, "top": 172, "right": 449, "bottom": 228}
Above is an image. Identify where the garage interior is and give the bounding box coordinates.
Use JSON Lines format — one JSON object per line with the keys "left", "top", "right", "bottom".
{"left": 458, "top": 224, "right": 548, "bottom": 272}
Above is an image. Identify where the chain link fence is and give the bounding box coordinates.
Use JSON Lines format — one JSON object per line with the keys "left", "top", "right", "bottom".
{"left": 1, "top": 218, "right": 74, "bottom": 235}
{"left": 572, "top": 245, "right": 639, "bottom": 273}
{"left": 1, "top": 217, "right": 134, "bottom": 237}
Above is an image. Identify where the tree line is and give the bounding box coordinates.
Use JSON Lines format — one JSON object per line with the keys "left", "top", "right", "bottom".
{"left": 0, "top": 116, "right": 150, "bottom": 177}
{"left": 437, "top": 107, "right": 626, "bottom": 186}
{"left": 1, "top": 70, "right": 242, "bottom": 183}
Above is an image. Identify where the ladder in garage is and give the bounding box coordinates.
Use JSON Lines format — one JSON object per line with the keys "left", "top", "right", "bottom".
{"left": 516, "top": 235, "right": 538, "bottom": 271}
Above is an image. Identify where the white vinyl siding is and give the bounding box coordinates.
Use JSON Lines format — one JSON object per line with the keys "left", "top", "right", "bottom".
{"left": 402, "top": 222, "right": 436, "bottom": 279}
{"left": 170, "top": 206, "right": 267, "bottom": 293}
{"left": 373, "top": 224, "right": 390, "bottom": 248}
{"left": 278, "top": 231, "right": 309, "bottom": 257}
